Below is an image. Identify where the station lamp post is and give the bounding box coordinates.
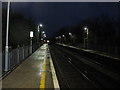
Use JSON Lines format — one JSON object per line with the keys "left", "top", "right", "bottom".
{"left": 37, "top": 24, "right": 43, "bottom": 43}
{"left": 30, "top": 31, "right": 33, "bottom": 54}
{"left": 39, "top": 30, "right": 46, "bottom": 44}
{"left": 62, "top": 35, "right": 66, "bottom": 43}
{"left": 5, "top": 0, "right": 11, "bottom": 71}
{"left": 41, "top": 31, "right": 46, "bottom": 43}
{"left": 40, "top": 24, "right": 43, "bottom": 27}
{"left": 42, "top": 31, "right": 46, "bottom": 38}
{"left": 69, "top": 32, "right": 72, "bottom": 44}
{"left": 84, "top": 27, "right": 89, "bottom": 49}
{"left": 62, "top": 35, "right": 67, "bottom": 44}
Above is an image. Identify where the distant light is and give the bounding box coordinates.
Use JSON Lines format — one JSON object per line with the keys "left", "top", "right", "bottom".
{"left": 59, "top": 36, "right": 61, "bottom": 38}
{"left": 30, "top": 31, "right": 33, "bottom": 37}
{"left": 84, "top": 27, "right": 89, "bottom": 34}
{"left": 69, "top": 33, "right": 72, "bottom": 35}
{"left": 40, "top": 24, "right": 43, "bottom": 27}
{"left": 42, "top": 31, "right": 45, "bottom": 34}
{"left": 41, "top": 38, "right": 43, "bottom": 40}
{"left": 44, "top": 40, "right": 46, "bottom": 42}
{"left": 62, "top": 35, "right": 65, "bottom": 37}
{"left": 44, "top": 34, "right": 46, "bottom": 38}
{"left": 47, "top": 40, "right": 50, "bottom": 43}
{"left": 84, "top": 27, "right": 88, "bottom": 30}
{"left": 56, "top": 37, "right": 58, "bottom": 39}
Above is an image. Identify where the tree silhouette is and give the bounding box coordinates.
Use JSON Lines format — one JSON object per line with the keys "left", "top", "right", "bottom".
{"left": 2, "top": 9, "right": 37, "bottom": 50}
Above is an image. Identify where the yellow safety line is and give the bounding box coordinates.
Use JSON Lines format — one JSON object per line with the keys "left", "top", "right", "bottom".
{"left": 40, "top": 55, "right": 46, "bottom": 90}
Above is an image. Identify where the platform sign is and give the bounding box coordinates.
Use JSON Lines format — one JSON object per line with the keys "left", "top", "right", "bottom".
{"left": 30, "top": 31, "right": 33, "bottom": 38}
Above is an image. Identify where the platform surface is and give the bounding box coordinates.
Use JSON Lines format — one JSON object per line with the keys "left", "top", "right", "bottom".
{"left": 2, "top": 44, "right": 54, "bottom": 89}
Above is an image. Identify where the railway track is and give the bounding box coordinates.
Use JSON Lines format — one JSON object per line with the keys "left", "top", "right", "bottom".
{"left": 49, "top": 44, "right": 120, "bottom": 89}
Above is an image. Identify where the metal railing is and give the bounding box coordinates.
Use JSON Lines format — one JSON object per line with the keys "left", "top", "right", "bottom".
{"left": 2, "top": 44, "right": 40, "bottom": 76}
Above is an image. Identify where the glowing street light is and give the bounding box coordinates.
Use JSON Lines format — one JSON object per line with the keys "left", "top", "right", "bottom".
{"left": 42, "top": 31, "right": 45, "bottom": 34}
{"left": 37, "top": 24, "right": 43, "bottom": 42}
{"left": 69, "top": 32, "right": 73, "bottom": 43}
{"left": 84, "top": 27, "right": 87, "bottom": 30}
{"left": 84, "top": 27, "right": 89, "bottom": 35}
{"left": 40, "top": 24, "right": 43, "bottom": 27}
{"left": 41, "top": 38, "right": 43, "bottom": 40}
{"left": 62, "top": 35, "right": 66, "bottom": 43}
{"left": 38, "top": 24, "right": 43, "bottom": 32}
{"left": 84, "top": 27, "right": 89, "bottom": 49}
{"left": 69, "top": 33, "right": 72, "bottom": 35}
{"left": 47, "top": 40, "right": 50, "bottom": 43}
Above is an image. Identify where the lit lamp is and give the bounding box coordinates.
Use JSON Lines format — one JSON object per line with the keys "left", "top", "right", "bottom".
{"left": 37, "top": 24, "right": 43, "bottom": 42}
{"left": 62, "top": 35, "right": 66, "bottom": 43}
{"left": 84, "top": 27, "right": 89, "bottom": 49}
{"left": 30, "top": 31, "right": 33, "bottom": 54}
{"left": 84, "top": 27, "right": 89, "bottom": 36}
{"left": 69, "top": 32, "right": 72, "bottom": 43}
{"left": 41, "top": 38, "right": 43, "bottom": 41}
{"left": 42, "top": 31, "right": 45, "bottom": 34}
{"left": 69, "top": 33, "right": 72, "bottom": 36}
{"left": 40, "top": 24, "right": 43, "bottom": 27}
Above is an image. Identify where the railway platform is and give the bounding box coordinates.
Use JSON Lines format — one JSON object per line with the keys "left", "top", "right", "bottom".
{"left": 2, "top": 44, "right": 59, "bottom": 90}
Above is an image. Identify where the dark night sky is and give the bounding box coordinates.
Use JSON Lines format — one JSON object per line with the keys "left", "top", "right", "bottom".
{"left": 3, "top": 2, "right": 119, "bottom": 38}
